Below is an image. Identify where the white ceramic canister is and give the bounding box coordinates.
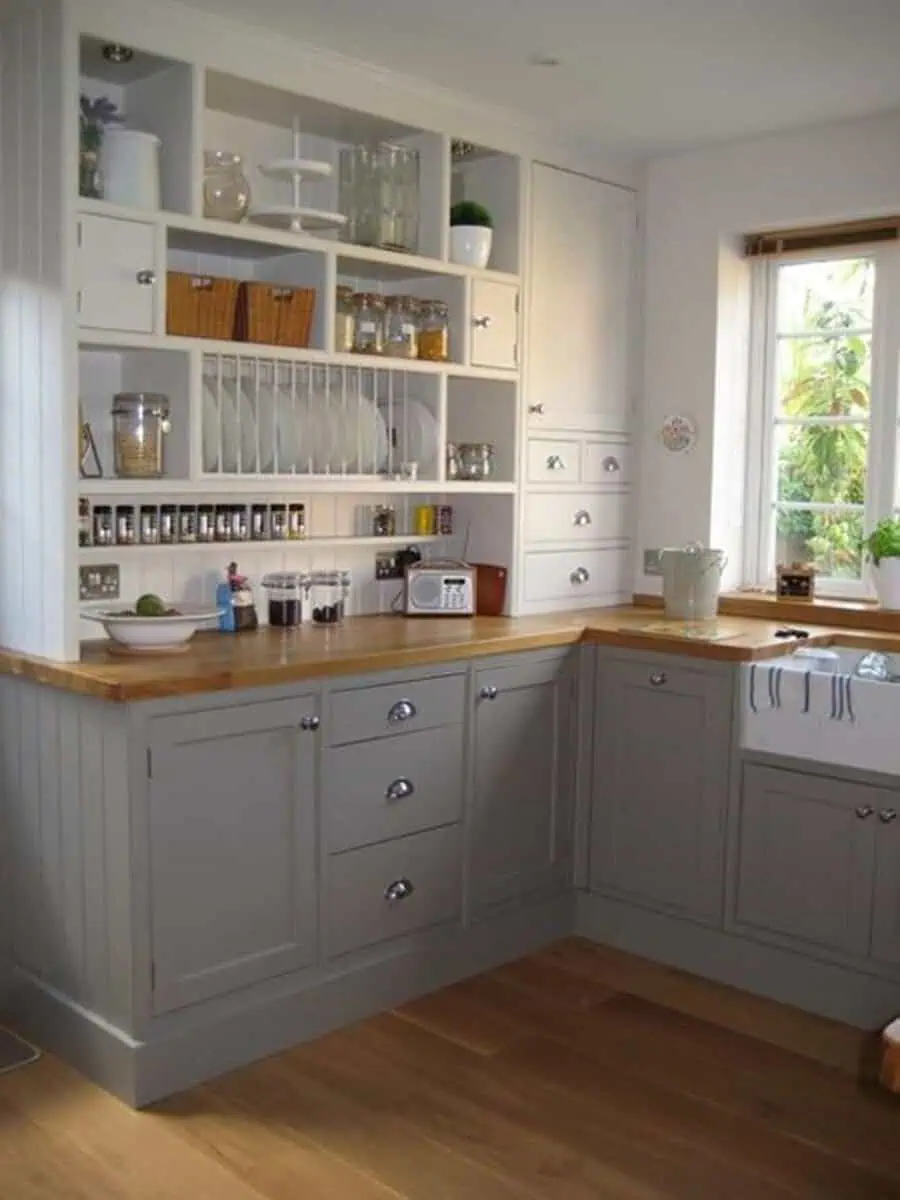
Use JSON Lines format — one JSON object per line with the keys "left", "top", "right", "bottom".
{"left": 100, "top": 127, "right": 161, "bottom": 210}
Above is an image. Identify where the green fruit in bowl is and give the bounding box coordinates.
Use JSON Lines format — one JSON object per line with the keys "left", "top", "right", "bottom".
{"left": 135, "top": 593, "right": 167, "bottom": 618}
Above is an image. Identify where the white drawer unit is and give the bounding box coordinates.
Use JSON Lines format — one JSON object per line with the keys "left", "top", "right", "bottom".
{"left": 527, "top": 438, "right": 581, "bottom": 485}
{"left": 583, "top": 440, "right": 632, "bottom": 486}
{"left": 525, "top": 491, "right": 630, "bottom": 546}
{"left": 523, "top": 547, "right": 630, "bottom": 606}
{"left": 469, "top": 278, "right": 518, "bottom": 371}
{"left": 77, "top": 214, "right": 158, "bottom": 334}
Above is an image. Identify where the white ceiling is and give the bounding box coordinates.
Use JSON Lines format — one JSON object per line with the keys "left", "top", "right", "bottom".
{"left": 182, "top": 0, "right": 900, "bottom": 155}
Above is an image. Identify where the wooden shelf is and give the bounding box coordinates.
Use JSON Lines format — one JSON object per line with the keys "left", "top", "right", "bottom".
{"left": 79, "top": 478, "right": 517, "bottom": 496}
{"left": 78, "top": 534, "right": 445, "bottom": 558}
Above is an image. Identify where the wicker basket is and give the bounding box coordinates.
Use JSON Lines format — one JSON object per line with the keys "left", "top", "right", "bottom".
{"left": 237, "top": 282, "right": 316, "bottom": 348}
{"left": 166, "top": 272, "right": 240, "bottom": 340}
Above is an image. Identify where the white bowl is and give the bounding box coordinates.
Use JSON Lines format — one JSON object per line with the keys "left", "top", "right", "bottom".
{"left": 82, "top": 605, "right": 223, "bottom": 652}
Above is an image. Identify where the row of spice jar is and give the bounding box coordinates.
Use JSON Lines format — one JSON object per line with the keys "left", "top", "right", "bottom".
{"left": 82, "top": 500, "right": 307, "bottom": 547}
{"left": 335, "top": 287, "right": 450, "bottom": 361}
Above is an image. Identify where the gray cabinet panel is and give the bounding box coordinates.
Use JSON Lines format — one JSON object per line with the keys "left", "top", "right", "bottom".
{"left": 326, "top": 824, "right": 462, "bottom": 957}
{"left": 736, "top": 764, "right": 876, "bottom": 959}
{"left": 324, "top": 725, "right": 464, "bottom": 852}
{"left": 872, "top": 804, "right": 900, "bottom": 967}
{"left": 327, "top": 673, "right": 465, "bottom": 747}
{"left": 470, "top": 654, "right": 574, "bottom": 912}
{"left": 148, "top": 697, "right": 318, "bottom": 1013}
{"left": 590, "top": 657, "right": 732, "bottom": 918}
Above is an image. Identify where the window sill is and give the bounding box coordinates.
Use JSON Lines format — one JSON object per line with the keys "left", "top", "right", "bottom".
{"left": 634, "top": 589, "right": 900, "bottom": 634}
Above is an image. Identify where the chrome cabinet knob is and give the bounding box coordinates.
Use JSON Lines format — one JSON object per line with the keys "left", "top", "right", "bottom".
{"left": 546, "top": 454, "right": 566, "bottom": 471}
{"left": 479, "top": 685, "right": 498, "bottom": 700}
{"left": 388, "top": 699, "right": 416, "bottom": 723}
{"left": 602, "top": 456, "right": 621, "bottom": 473}
{"left": 879, "top": 808, "right": 897, "bottom": 823}
{"left": 570, "top": 567, "right": 590, "bottom": 585}
{"left": 529, "top": 403, "right": 546, "bottom": 416}
{"left": 472, "top": 314, "right": 493, "bottom": 329}
{"left": 384, "top": 878, "right": 414, "bottom": 903}
{"left": 300, "top": 714, "right": 320, "bottom": 732}
{"left": 649, "top": 671, "right": 667, "bottom": 686}
{"left": 573, "top": 510, "right": 592, "bottom": 527}
{"left": 856, "top": 804, "right": 874, "bottom": 820}
{"left": 136, "top": 269, "right": 157, "bottom": 286}
{"left": 385, "top": 778, "right": 415, "bottom": 801}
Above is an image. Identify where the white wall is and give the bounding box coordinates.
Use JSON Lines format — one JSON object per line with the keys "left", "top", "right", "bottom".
{"left": 636, "top": 108, "right": 900, "bottom": 593}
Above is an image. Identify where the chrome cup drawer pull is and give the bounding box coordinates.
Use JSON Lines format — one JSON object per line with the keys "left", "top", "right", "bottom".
{"left": 388, "top": 699, "right": 417, "bottom": 723}
{"left": 299, "top": 714, "right": 320, "bottom": 732}
{"left": 573, "top": 510, "right": 592, "bottom": 527}
{"left": 602, "top": 455, "right": 621, "bottom": 473}
{"left": 570, "top": 567, "right": 590, "bottom": 585}
{"left": 879, "top": 808, "right": 897, "bottom": 823}
{"left": 384, "top": 878, "right": 414, "bottom": 903}
{"left": 856, "top": 805, "right": 875, "bottom": 820}
{"left": 649, "top": 671, "right": 667, "bottom": 686}
{"left": 546, "top": 454, "right": 566, "bottom": 471}
{"left": 479, "top": 684, "right": 498, "bottom": 700}
{"left": 385, "top": 778, "right": 415, "bottom": 801}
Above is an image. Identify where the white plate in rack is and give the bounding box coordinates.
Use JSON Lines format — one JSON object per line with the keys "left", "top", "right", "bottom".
{"left": 378, "top": 396, "right": 439, "bottom": 477}
{"left": 202, "top": 374, "right": 240, "bottom": 474}
{"left": 258, "top": 158, "right": 333, "bottom": 181}
{"left": 238, "top": 375, "right": 277, "bottom": 473}
{"left": 247, "top": 206, "right": 347, "bottom": 233}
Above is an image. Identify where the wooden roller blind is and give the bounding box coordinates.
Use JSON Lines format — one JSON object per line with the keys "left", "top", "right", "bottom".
{"left": 744, "top": 216, "right": 900, "bottom": 258}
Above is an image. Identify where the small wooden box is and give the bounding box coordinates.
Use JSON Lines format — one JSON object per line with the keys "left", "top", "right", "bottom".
{"left": 776, "top": 561, "right": 816, "bottom": 601}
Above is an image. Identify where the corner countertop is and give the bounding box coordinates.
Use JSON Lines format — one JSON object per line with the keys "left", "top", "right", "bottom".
{"left": 4, "top": 605, "right": 888, "bottom": 702}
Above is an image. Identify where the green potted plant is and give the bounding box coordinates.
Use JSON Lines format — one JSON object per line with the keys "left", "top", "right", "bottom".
{"left": 449, "top": 200, "right": 494, "bottom": 269}
{"left": 864, "top": 517, "right": 900, "bottom": 608}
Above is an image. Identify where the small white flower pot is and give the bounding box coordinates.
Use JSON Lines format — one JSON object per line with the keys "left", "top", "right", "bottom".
{"left": 449, "top": 225, "right": 493, "bottom": 269}
{"left": 874, "top": 557, "right": 900, "bottom": 609}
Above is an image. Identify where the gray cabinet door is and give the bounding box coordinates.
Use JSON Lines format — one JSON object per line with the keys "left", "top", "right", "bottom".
{"left": 470, "top": 653, "right": 574, "bottom": 911}
{"left": 872, "top": 799, "right": 900, "bottom": 968}
{"left": 590, "top": 657, "right": 732, "bottom": 918}
{"left": 148, "top": 697, "right": 318, "bottom": 1013}
{"left": 736, "top": 764, "right": 876, "bottom": 959}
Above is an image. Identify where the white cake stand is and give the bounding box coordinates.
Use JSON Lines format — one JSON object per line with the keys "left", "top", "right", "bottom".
{"left": 249, "top": 121, "right": 345, "bottom": 237}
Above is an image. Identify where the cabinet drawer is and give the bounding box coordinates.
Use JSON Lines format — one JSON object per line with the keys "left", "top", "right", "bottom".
{"left": 326, "top": 825, "right": 462, "bottom": 957}
{"left": 77, "top": 213, "right": 157, "bottom": 333}
{"left": 525, "top": 491, "right": 630, "bottom": 546}
{"left": 327, "top": 673, "right": 465, "bottom": 746}
{"left": 583, "top": 441, "right": 632, "bottom": 485}
{"left": 527, "top": 438, "right": 581, "bottom": 484}
{"left": 523, "top": 547, "right": 629, "bottom": 604}
{"left": 324, "top": 725, "right": 464, "bottom": 852}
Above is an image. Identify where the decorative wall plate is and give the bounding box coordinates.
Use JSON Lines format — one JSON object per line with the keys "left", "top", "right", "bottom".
{"left": 659, "top": 413, "right": 698, "bottom": 454}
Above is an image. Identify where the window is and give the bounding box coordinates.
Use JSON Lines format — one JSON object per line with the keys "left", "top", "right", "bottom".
{"left": 746, "top": 247, "right": 900, "bottom": 596}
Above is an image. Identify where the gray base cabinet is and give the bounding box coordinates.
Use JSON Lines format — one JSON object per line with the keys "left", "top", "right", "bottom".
{"left": 470, "top": 652, "right": 575, "bottom": 913}
{"left": 735, "top": 764, "right": 878, "bottom": 959}
{"left": 148, "top": 697, "right": 319, "bottom": 1013}
{"left": 873, "top": 805, "right": 900, "bottom": 967}
{"left": 589, "top": 653, "right": 732, "bottom": 919}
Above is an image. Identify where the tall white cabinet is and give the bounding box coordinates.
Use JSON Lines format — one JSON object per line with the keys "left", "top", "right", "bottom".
{"left": 0, "top": 0, "right": 637, "bottom": 661}
{"left": 518, "top": 165, "right": 636, "bottom": 613}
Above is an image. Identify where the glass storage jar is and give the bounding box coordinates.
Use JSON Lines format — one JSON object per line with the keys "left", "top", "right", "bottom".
{"left": 458, "top": 442, "right": 496, "bottom": 480}
{"left": 262, "top": 572, "right": 305, "bottom": 628}
{"left": 338, "top": 142, "right": 420, "bottom": 253}
{"left": 352, "top": 293, "right": 385, "bottom": 354}
{"left": 335, "top": 285, "right": 356, "bottom": 354}
{"left": 111, "top": 393, "right": 170, "bottom": 479}
{"left": 307, "top": 569, "right": 350, "bottom": 626}
{"left": 417, "top": 301, "right": 449, "bottom": 361}
{"left": 203, "top": 150, "right": 251, "bottom": 223}
{"left": 384, "top": 295, "right": 419, "bottom": 359}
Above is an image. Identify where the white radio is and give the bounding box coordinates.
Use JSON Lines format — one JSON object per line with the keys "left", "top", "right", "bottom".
{"left": 403, "top": 561, "right": 476, "bottom": 616}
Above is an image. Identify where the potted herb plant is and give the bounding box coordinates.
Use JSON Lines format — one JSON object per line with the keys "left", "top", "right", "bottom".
{"left": 449, "top": 200, "right": 494, "bottom": 269}
{"left": 865, "top": 518, "right": 900, "bottom": 608}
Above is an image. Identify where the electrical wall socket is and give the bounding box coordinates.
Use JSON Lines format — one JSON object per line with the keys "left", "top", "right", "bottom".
{"left": 375, "top": 552, "right": 402, "bottom": 580}
{"left": 79, "top": 563, "right": 120, "bottom": 601}
{"left": 643, "top": 548, "right": 663, "bottom": 576}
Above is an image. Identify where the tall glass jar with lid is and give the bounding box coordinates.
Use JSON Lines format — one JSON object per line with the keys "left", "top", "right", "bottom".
{"left": 352, "top": 293, "right": 385, "bottom": 354}
{"left": 418, "top": 300, "right": 449, "bottom": 362}
{"left": 384, "top": 295, "right": 419, "bottom": 359}
{"left": 335, "top": 285, "right": 356, "bottom": 354}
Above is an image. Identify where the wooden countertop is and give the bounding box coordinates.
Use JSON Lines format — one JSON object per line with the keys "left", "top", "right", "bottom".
{"left": 3, "top": 606, "right": 900, "bottom": 702}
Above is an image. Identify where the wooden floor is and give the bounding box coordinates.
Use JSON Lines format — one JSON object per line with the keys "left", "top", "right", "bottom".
{"left": 1, "top": 939, "right": 898, "bottom": 1199}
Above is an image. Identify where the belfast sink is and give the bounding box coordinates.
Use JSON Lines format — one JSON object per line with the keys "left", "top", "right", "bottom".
{"left": 740, "top": 647, "right": 900, "bottom": 776}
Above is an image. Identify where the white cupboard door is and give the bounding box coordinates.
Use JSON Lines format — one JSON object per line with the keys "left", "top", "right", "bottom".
{"left": 528, "top": 164, "right": 635, "bottom": 433}
{"left": 77, "top": 214, "right": 158, "bottom": 334}
{"left": 470, "top": 278, "right": 518, "bottom": 370}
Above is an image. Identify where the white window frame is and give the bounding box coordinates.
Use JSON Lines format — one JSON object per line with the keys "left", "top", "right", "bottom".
{"left": 744, "top": 244, "right": 900, "bottom": 598}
